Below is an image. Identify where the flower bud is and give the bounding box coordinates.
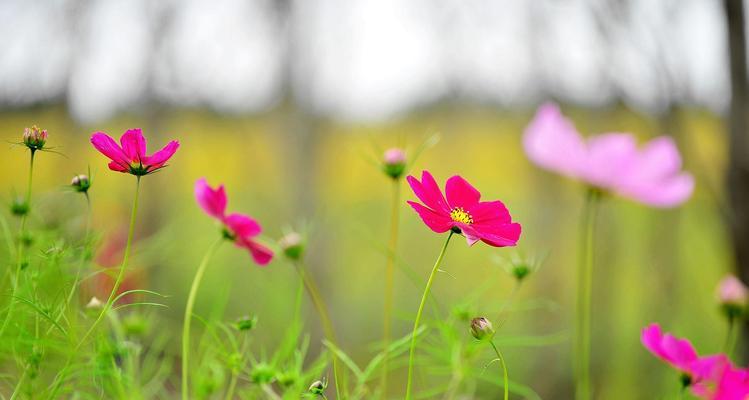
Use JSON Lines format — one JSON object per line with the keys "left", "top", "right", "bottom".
{"left": 234, "top": 315, "right": 258, "bottom": 331}
{"left": 250, "top": 363, "right": 275, "bottom": 384}
{"left": 279, "top": 232, "right": 304, "bottom": 260}
{"left": 470, "top": 317, "right": 495, "bottom": 341}
{"left": 382, "top": 148, "right": 407, "bottom": 179}
{"left": 717, "top": 275, "right": 748, "bottom": 318}
{"left": 86, "top": 296, "right": 103, "bottom": 309}
{"left": 511, "top": 263, "right": 531, "bottom": 282}
{"left": 10, "top": 197, "right": 29, "bottom": 217}
{"left": 71, "top": 174, "right": 91, "bottom": 193}
{"left": 22, "top": 125, "right": 47, "bottom": 151}
{"left": 308, "top": 378, "right": 327, "bottom": 395}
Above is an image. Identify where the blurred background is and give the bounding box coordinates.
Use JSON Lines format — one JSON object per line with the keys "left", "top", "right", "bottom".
{"left": 0, "top": 0, "right": 745, "bottom": 398}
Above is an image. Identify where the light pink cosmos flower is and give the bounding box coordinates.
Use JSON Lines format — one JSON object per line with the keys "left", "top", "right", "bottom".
{"left": 524, "top": 103, "right": 694, "bottom": 207}
{"left": 717, "top": 275, "right": 749, "bottom": 307}
{"left": 91, "top": 128, "right": 179, "bottom": 176}
{"left": 195, "top": 178, "right": 273, "bottom": 265}
{"left": 406, "top": 171, "right": 521, "bottom": 247}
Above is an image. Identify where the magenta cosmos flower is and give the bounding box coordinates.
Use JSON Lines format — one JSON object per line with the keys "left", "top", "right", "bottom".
{"left": 641, "top": 323, "right": 701, "bottom": 377}
{"left": 195, "top": 178, "right": 273, "bottom": 265}
{"left": 406, "top": 171, "right": 521, "bottom": 247}
{"left": 524, "top": 103, "right": 694, "bottom": 208}
{"left": 91, "top": 128, "right": 179, "bottom": 176}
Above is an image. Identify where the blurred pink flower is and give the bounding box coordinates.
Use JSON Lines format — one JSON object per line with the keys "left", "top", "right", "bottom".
{"left": 194, "top": 178, "right": 273, "bottom": 265}
{"left": 383, "top": 148, "right": 406, "bottom": 165}
{"left": 691, "top": 356, "right": 749, "bottom": 400}
{"left": 717, "top": 275, "right": 749, "bottom": 307}
{"left": 523, "top": 102, "right": 694, "bottom": 207}
{"left": 91, "top": 128, "right": 179, "bottom": 176}
{"left": 641, "top": 323, "right": 700, "bottom": 375}
{"left": 406, "top": 170, "right": 521, "bottom": 247}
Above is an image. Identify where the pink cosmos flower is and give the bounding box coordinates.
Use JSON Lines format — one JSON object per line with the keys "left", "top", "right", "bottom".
{"left": 690, "top": 356, "right": 749, "bottom": 400}
{"left": 91, "top": 128, "right": 179, "bottom": 176}
{"left": 524, "top": 103, "right": 694, "bottom": 208}
{"left": 406, "top": 171, "right": 521, "bottom": 247}
{"left": 194, "top": 178, "right": 273, "bottom": 265}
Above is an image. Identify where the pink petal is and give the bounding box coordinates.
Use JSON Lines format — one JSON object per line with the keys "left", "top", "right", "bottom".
{"left": 621, "top": 173, "right": 694, "bottom": 208}
{"left": 523, "top": 102, "right": 586, "bottom": 178}
{"left": 108, "top": 161, "right": 129, "bottom": 173}
{"left": 224, "top": 213, "right": 262, "bottom": 238}
{"left": 661, "top": 334, "right": 699, "bottom": 366}
{"left": 407, "top": 201, "right": 453, "bottom": 233}
{"left": 238, "top": 239, "right": 274, "bottom": 266}
{"left": 120, "top": 128, "right": 147, "bottom": 163}
{"left": 641, "top": 324, "right": 667, "bottom": 360}
{"left": 634, "top": 136, "right": 683, "bottom": 181}
{"left": 584, "top": 133, "right": 638, "bottom": 189}
{"left": 475, "top": 222, "right": 521, "bottom": 247}
{"left": 194, "top": 178, "right": 227, "bottom": 220}
{"left": 406, "top": 171, "right": 450, "bottom": 214}
{"left": 91, "top": 132, "right": 129, "bottom": 166}
{"left": 467, "top": 200, "right": 512, "bottom": 224}
{"left": 445, "top": 175, "right": 481, "bottom": 209}
{"left": 145, "top": 140, "right": 180, "bottom": 169}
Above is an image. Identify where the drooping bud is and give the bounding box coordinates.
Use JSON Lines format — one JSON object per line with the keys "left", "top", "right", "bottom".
{"left": 234, "top": 315, "right": 258, "bottom": 331}
{"left": 71, "top": 174, "right": 91, "bottom": 193}
{"left": 470, "top": 317, "right": 495, "bottom": 341}
{"left": 22, "top": 125, "right": 47, "bottom": 151}
{"left": 717, "top": 275, "right": 748, "bottom": 319}
{"left": 279, "top": 232, "right": 304, "bottom": 260}
{"left": 382, "top": 148, "right": 407, "bottom": 179}
{"left": 308, "top": 378, "right": 327, "bottom": 395}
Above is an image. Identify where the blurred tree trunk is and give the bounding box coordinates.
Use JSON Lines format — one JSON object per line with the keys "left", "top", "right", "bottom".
{"left": 723, "top": 0, "right": 749, "bottom": 361}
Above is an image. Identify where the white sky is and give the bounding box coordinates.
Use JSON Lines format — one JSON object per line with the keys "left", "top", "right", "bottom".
{"left": 0, "top": 0, "right": 732, "bottom": 122}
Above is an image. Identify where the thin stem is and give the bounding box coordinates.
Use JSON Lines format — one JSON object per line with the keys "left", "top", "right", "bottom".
{"left": 294, "top": 261, "right": 344, "bottom": 399}
{"left": 405, "top": 231, "right": 454, "bottom": 400}
{"left": 489, "top": 340, "right": 509, "bottom": 400}
{"left": 575, "top": 189, "right": 599, "bottom": 400}
{"left": 78, "top": 177, "right": 141, "bottom": 349}
{"left": 182, "top": 237, "right": 224, "bottom": 400}
{"left": 0, "top": 151, "right": 36, "bottom": 337}
{"left": 224, "top": 334, "right": 248, "bottom": 400}
{"left": 382, "top": 178, "right": 401, "bottom": 396}
{"left": 724, "top": 315, "right": 740, "bottom": 359}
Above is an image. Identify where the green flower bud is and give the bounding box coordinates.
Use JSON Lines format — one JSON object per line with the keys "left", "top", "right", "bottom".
{"left": 308, "top": 378, "right": 327, "bottom": 395}
{"left": 71, "top": 174, "right": 91, "bottom": 193}
{"left": 10, "top": 197, "right": 29, "bottom": 217}
{"left": 279, "top": 232, "right": 304, "bottom": 260}
{"left": 22, "top": 125, "right": 47, "bottom": 151}
{"left": 250, "top": 362, "right": 275, "bottom": 384}
{"left": 470, "top": 317, "right": 495, "bottom": 341}
{"left": 234, "top": 315, "right": 258, "bottom": 331}
{"left": 382, "top": 148, "right": 407, "bottom": 179}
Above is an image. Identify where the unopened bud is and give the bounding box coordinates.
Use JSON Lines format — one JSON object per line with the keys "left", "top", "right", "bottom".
{"left": 308, "top": 378, "right": 327, "bottom": 395}
{"left": 22, "top": 125, "right": 47, "bottom": 151}
{"left": 71, "top": 174, "right": 91, "bottom": 193}
{"left": 86, "top": 296, "right": 103, "bottom": 309}
{"left": 511, "top": 263, "right": 531, "bottom": 281}
{"left": 10, "top": 197, "right": 29, "bottom": 217}
{"left": 470, "top": 317, "right": 495, "bottom": 341}
{"left": 250, "top": 363, "right": 275, "bottom": 384}
{"left": 234, "top": 315, "right": 258, "bottom": 331}
{"left": 717, "top": 275, "right": 748, "bottom": 318}
{"left": 382, "top": 148, "right": 407, "bottom": 179}
{"left": 279, "top": 232, "right": 304, "bottom": 260}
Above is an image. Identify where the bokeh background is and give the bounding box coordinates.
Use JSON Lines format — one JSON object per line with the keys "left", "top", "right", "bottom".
{"left": 0, "top": 0, "right": 743, "bottom": 398}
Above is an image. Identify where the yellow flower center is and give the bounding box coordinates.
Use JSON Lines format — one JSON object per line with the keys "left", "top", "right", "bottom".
{"left": 450, "top": 207, "right": 473, "bottom": 224}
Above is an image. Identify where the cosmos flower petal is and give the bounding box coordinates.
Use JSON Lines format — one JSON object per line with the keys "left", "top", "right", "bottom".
{"left": 120, "top": 128, "right": 147, "bottom": 162}
{"left": 145, "top": 141, "right": 180, "bottom": 169}
{"left": 194, "top": 178, "right": 227, "bottom": 220}
{"left": 91, "top": 132, "right": 129, "bottom": 165}
{"left": 407, "top": 201, "right": 452, "bottom": 233}
{"left": 237, "top": 239, "right": 274, "bottom": 266}
{"left": 406, "top": 171, "right": 450, "bottom": 214}
{"left": 523, "top": 102, "right": 586, "bottom": 178}
{"left": 445, "top": 175, "right": 481, "bottom": 209}
{"left": 467, "top": 201, "right": 512, "bottom": 224}
{"left": 475, "top": 222, "right": 522, "bottom": 247}
{"left": 622, "top": 173, "right": 695, "bottom": 208}
{"left": 225, "top": 213, "right": 262, "bottom": 238}
{"left": 107, "top": 160, "right": 129, "bottom": 173}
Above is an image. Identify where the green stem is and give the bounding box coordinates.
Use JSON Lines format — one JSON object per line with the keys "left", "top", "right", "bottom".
{"left": 382, "top": 178, "right": 401, "bottom": 397}
{"left": 78, "top": 177, "right": 141, "bottom": 348}
{"left": 182, "top": 237, "right": 224, "bottom": 400}
{"left": 725, "top": 315, "right": 740, "bottom": 359}
{"left": 0, "top": 151, "right": 36, "bottom": 338}
{"left": 405, "top": 231, "right": 454, "bottom": 400}
{"left": 224, "top": 334, "right": 248, "bottom": 400}
{"left": 489, "top": 340, "right": 509, "bottom": 400}
{"left": 295, "top": 261, "right": 344, "bottom": 399}
{"left": 575, "top": 189, "right": 599, "bottom": 400}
